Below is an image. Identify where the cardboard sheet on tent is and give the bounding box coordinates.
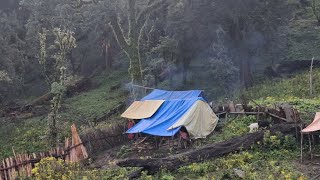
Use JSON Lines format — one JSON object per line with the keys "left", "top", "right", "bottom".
{"left": 168, "top": 100, "right": 218, "bottom": 139}
{"left": 121, "top": 100, "right": 165, "bottom": 119}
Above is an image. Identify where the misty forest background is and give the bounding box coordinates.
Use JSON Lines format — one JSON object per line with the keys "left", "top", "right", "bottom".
{"left": 0, "top": 0, "right": 305, "bottom": 103}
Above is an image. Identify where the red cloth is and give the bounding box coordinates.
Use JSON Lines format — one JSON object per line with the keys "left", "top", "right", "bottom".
{"left": 128, "top": 121, "right": 135, "bottom": 139}
{"left": 180, "top": 131, "right": 189, "bottom": 140}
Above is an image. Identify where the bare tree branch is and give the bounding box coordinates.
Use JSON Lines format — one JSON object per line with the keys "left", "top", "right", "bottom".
{"left": 109, "top": 15, "right": 130, "bottom": 51}
{"left": 137, "top": 0, "right": 168, "bottom": 26}
{"left": 128, "top": 0, "right": 138, "bottom": 39}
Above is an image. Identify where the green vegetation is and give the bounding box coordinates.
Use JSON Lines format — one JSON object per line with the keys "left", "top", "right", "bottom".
{"left": 0, "top": 117, "right": 48, "bottom": 160}
{"left": 108, "top": 127, "right": 304, "bottom": 180}
{"left": 0, "top": 71, "right": 128, "bottom": 159}
{"left": 63, "top": 71, "right": 128, "bottom": 123}
{"left": 210, "top": 116, "right": 257, "bottom": 142}
{"left": 31, "top": 157, "right": 134, "bottom": 180}
{"left": 286, "top": 6, "right": 320, "bottom": 59}
{"left": 244, "top": 69, "right": 320, "bottom": 121}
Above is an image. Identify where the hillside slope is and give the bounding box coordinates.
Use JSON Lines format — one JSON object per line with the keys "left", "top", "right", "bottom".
{"left": 0, "top": 70, "right": 128, "bottom": 159}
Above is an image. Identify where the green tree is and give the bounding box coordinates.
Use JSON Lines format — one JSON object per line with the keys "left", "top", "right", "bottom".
{"left": 39, "top": 28, "right": 76, "bottom": 147}
{"left": 0, "top": 11, "right": 27, "bottom": 102}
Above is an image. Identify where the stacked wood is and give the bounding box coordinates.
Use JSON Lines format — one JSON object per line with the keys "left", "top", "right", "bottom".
{"left": 117, "top": 123, "right": 299, "bottom": 174}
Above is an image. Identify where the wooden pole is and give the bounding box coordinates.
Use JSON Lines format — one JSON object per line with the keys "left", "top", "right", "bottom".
{"left": 310, "top": 57, "right": 314, "bottom": 96}
{"left": 229, "top": 112, "right": 264, "bottom": 115}
{"left": 293, "top": 110, "right": 299, "bottom": 142}
{"left": 301, "top": 132, "right": 303, "bottom": 163}
{"left": 312, "top": 134, "right": 315, "bottom": 160}
{"left": 225, "top": 113, "right": 228, "bottom": 122}
{"left": 266, "top": 112, "right": 290, "bottom": 122}
{"left": 131, "top": 84, "right": 155, "bottom": 90}
{"left": 216, "top": 112, "right": 227, "bottom": 116}
{"left": 308, "top": 133, "right": 312, "bottom": 161}
{"left": 257, "top": 106, "right": 260, "bottom": 122}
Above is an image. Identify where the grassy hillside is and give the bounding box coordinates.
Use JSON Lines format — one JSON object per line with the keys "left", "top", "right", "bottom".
{"left": 287, "top": 7, "right": 320, "bottom": 60}
{"left": 0, "top": 70, "right": 128, "bottom": 159}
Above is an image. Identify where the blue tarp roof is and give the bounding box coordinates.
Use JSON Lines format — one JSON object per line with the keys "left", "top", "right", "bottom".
{"left": 126, "top": 89, "right": 205, "bottom": 136}
{"left": 141, "top": 89, "right": 204, "bottom": 100}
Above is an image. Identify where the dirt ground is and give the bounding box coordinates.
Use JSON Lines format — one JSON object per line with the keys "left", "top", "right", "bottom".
{"left": 294, "top": 157, "right": 320, "bottom": 179}
{"left": 89, "top": 137, "right": 195, "bottom": 169}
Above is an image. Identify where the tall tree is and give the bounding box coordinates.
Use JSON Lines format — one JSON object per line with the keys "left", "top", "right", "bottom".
{"left": 39, "top": 28, "right": 76, "bottom": 147}
{"left": 109, "top": 0, "right": 168, "bottom": 85}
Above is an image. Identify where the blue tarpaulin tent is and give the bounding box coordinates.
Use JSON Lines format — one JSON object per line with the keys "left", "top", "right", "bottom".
{"left": 125, "top": 89, "right": 218, "bottom": 138}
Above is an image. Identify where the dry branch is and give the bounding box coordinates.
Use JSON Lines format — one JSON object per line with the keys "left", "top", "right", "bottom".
{"left": 23, "top": 77, "right": 90, "bottom": 109}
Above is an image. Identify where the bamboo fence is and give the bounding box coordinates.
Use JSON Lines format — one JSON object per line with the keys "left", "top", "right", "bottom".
{"left": 0, "top": 124, "right": 88, "bottom": 180}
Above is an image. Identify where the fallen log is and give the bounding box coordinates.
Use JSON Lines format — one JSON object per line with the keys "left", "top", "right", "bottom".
{"left": 94, "top": 102, "right": 126, "bottom": 123}
{"left": 117, "top": 123, "right": 299, "bottom": 174}
{"left": 21, "top": 77, "right": 91, "bottom": 111}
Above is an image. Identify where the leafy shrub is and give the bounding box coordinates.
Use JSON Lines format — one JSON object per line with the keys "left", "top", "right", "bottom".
{"left": 140, "top": 171, "right": 154, "bottom": 180}
{"left": 263, "top": 131, "right": 282, "bottom": 149}
{"left": 211, "top": 115, "right": 257, "bottom": 142}
{"left": 176, "top": 150, "right": 306, "bottom": 180}
{"left": 178, "top": 162, "right": 212, "bottom": 176}
{"left": 32, "top": 157, "right": 130, "bottom": 180}
{"left": 116, "top": 145, "right": 132, "bottom": 158}
{"left": 261, "top": 131, "right": 297, "bottom": 150}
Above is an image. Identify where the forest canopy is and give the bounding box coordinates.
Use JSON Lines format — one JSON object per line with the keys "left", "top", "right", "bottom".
{"left": 0, "top": 0, "right": 295, "bottom": 102}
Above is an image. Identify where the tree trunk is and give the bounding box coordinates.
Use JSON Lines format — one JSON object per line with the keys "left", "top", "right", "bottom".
{"left": 240, "top": 58, "right": 253, "bottom": 89}
{"left": 104, "top": 42, "right": 113, "bottom": 70}
{"left": 154, "top": 73, "right": 158, "bottom": 87}
{"left": 117, "top": 123, "right": 299, "bottom": 174}
{"left": 127, "top": 45, "right": 143, "bottom": 85}
{"left": 110, "top": 0, "right": 168, "bottom": 85}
